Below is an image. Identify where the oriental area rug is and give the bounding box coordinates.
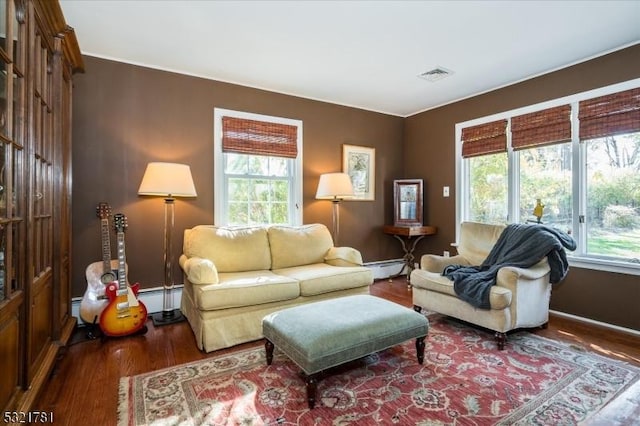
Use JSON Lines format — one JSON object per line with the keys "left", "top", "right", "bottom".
{"left": 118, "top": 316, "right": 639, "bottom": 426}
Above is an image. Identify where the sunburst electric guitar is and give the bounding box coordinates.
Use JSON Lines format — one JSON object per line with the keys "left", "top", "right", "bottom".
{"left": 80, "top": 203, "right": 121, "bottom": 324}
{"left": 99, "top": 214, "right": 148, "bottom": 337}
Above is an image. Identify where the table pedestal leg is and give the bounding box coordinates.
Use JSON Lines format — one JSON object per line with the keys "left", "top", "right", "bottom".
{"left": 392, "top": 234, "right": 425, "bottom": 285}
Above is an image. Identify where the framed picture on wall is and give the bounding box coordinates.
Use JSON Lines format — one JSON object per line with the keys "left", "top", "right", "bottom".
{"left": 343, "top": 144, "right": 375, "bottom": 201}
{"left": 393, "top": 179, "right": 423, "bottom": 226}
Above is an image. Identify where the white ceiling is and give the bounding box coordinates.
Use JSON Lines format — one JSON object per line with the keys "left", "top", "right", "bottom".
{"left": 59, "top": 1, "right": 640, "bottom": 117}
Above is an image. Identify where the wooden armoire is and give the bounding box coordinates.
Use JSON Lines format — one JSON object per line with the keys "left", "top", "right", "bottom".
{"left": 0, "top": 0, "right": 82, "bottom": 412}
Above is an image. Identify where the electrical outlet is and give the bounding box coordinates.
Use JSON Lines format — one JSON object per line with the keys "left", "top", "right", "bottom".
{"left": 443, "top": 186, "right": 450, "bottom": 197}
{"left": 443, "top": 250, "right": 450, "bottom": 257}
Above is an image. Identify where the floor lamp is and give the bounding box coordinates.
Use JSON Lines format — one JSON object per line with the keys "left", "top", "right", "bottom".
{"left": 138, "top": 162, "right": 197, "bottom": 326}
{"left": 315, "top": 172, "right": 354, "bottom": 245}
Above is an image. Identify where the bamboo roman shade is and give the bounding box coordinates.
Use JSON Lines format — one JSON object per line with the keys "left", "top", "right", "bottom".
{"left": 578, "top": 87, "right": 640, "bottom": 140}
{"left": 461, "top": 119, "right": 508, "bottom": 158}
{"left": 511, "top": 105, "right": 572, "bottom": 150}
{"left": 222, "top": 116, "right": 298, "bottom": 158}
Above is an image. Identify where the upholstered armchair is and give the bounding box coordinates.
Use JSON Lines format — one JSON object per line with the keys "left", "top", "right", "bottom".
{"left": 410, "top": 221, "right": 556, "bottom": 349}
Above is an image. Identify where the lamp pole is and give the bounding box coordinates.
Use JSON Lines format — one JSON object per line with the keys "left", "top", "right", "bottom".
{"left": 162, "top": 196, "right": 176, "bottom": 318}
{"left": 332, "top": 198, "right": 341, "bottom": 246}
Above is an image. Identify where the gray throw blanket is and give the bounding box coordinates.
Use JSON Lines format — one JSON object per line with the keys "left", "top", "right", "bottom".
{"left": 442, "top": 224, "right": 577, "bottom": 310}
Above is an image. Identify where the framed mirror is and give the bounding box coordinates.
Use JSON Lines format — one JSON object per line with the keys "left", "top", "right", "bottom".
{"left": 394, "top": 179, "right": 423, "bottom": 226}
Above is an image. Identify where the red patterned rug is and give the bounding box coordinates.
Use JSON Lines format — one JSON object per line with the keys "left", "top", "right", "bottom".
{"left": 118, "top": 315, "right": 639, "bottom": 425}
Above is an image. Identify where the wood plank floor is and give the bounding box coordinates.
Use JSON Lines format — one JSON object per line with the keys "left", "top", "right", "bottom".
{"left": 38, "top": 278, "right": 640, "bottom": 425}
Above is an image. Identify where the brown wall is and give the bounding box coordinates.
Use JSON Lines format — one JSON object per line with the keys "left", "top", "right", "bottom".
{"left": 71, "top": 56, "right": 405, "bottom": 298}
{"left": 405, "top": 44, "right": 640, "bottom": 331}
{"left": 73, "top": 46, "right": 640, "bottom": 331}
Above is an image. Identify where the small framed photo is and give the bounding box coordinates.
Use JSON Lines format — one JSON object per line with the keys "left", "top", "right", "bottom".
{"left": 394, "top": 179, "right": 423, "bottom": 226}
{"left": 343, "top": 144, "right": 375, "bottom": 201}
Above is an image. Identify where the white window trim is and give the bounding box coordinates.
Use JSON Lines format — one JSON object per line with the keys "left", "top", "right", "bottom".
{"left": 213, "top": 108, "right": 303, "bottom": 226}
{"left": 455, "top": 78, "right": 640, "bottom": 276}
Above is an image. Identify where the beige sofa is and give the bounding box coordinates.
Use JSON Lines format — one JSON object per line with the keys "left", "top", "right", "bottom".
{"left": 179, "top": 223, "right": 373, "bottom": 352}
{"left": 410, "top": 221, "right": 553, "bottom": 349}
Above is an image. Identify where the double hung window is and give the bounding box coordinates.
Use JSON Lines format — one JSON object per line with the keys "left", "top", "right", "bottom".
{"left": 457, "top": 81, "right": 640, "bottom": 273}
{"left": 214, "top": 109, "right": 303, "bottom": 226}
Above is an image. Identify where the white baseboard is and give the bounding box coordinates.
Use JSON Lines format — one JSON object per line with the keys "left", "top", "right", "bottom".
{"left": 364, "top": 258, "right": 406, "bottom": 279}
{"left": 549, "top": 309, "right": 640, "bottom": 337}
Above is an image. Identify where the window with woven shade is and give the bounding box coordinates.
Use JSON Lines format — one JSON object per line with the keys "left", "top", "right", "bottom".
{"left": 578, "top": 87, "right": 640, "bottom": 140}
{"left": 461, "top": 119, "right": 508, "bottom": 158}
{"left": 222, "top": 116, "right": 298, "bottom": 158}
{"left": 460, "top": 119, "right": 509, "bottom": 224}
{"left": 512, "top": 105, "right": 573, "bottom": 228}
{"left": 511, "top": 105, "right": 572, "bottom": 150}
{"left": 456, "top": 80, "right": 640, "bottom": 273}
{"left": 578, "top": 87, "right": 640, "bottom": 263}
{"left": 214, "top": 108, "right": 303, "bottom": 227}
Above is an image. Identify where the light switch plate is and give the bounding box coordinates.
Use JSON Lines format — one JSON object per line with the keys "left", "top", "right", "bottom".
{"left": 443, "top": 186, "right": 450, "bottom": 197}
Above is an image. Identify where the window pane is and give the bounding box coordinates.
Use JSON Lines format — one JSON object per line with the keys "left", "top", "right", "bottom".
{"left": 225, "top": 153, "right": 248, "bottom": 174}
{"left": 228, "top": 178, "right": 248, "bottom": 201}
{"left": 252, "top": 179, "right": 269, "bottom": 202}
{"left": 249, "top": 202, "right": 268, "bottom": 224}
{"left": 518, "top": 143, "right": 572, "bottom": 230}
{"left": 228, "top": 202, "right": 248, "bottom": 225}
{"left": 468, "top": 152, "right": 508, "bottom": 223}
{"left": 248, "top": 156, "right": 268, "bottom": 175}
{"left": 271, "top": 203, "right": 288, "bottom": 224}
{"left": 272, "top": 180, "right": 289, "bottom": 202}
{"left": 585, "top": 134, "right": 640, "bottom": 261}
{"left": 269, "top": 157, "right": 288, "bottom": 177}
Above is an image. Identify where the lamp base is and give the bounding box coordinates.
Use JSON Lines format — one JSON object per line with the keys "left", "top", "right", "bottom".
{"left": 151, "top": 309, "right": 186, "bottom": 326}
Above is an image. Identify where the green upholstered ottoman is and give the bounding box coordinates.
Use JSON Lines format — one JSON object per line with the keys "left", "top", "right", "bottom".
{"left": 262, "top": 294, "right": 429, "bottom": 408}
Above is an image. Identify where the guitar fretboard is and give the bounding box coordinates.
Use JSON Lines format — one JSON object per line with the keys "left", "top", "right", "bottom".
{"left": 117, "top": 232, "right": 127, "bottom": 290}
{"left": 101, "top": 218, "right": 112, "bottom": 273}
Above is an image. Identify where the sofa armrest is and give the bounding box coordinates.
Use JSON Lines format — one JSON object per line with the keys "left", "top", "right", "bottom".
{"left": 180, "top": 254, "right": 219, "bottom": 285}
{"left": 420, "top": 254, "right": 470, "bottom": 273}
{"left": 496, "top": 260, "right": 550, "bottom": 287}
{"left": 324, "top": 246, "right": 364, "bottom": 267}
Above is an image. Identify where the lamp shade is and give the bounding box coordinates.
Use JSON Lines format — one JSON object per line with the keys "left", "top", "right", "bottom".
{"left": 138, "top": 162, "right": 197, "bottom": 197}
{"left": 315, "top": 172, "right": 354, "bottom": 200}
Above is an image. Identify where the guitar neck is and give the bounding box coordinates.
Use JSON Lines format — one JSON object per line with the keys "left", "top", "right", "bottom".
{"left": 101, "top": 218, "right": 112, "bottom": 273}
{"left": 117, "top": 231, "right": 127, "bottom": 290}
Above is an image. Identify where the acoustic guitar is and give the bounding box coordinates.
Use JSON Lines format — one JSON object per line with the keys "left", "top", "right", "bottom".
{"left": 79, "top": 202, "right": 120, "bottom": 324}
{"left": 99, "top": 213, "right": 148, "bottom": 337}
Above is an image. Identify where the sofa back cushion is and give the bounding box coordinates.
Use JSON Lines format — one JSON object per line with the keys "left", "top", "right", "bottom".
{"left": 269, "top": 224, "right": 333, "bottom": 270}
{"left": 183, "top": 225, "right": 271, "bottom": 273}
{"left": 458, "top": 221, "right": 506, "bottom": 266}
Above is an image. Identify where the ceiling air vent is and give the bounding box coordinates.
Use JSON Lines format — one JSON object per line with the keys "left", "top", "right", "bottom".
{"left": 418, "top": 67, "right": 454, "bottom": 82}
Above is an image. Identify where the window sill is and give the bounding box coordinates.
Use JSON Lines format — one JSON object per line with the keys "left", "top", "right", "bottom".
{"left": 568, "top": 255, "right": 640, "bottom": 276}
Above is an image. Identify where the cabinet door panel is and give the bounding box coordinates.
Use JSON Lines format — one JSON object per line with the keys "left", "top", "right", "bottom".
{"left": 0, "top": 311, "right": 19, "bottom": 409}
{"left": 29, "top": 276, "right": 52, "bottom": 366}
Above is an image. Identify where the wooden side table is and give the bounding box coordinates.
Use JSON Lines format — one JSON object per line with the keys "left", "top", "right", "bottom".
{"left": 383, "top": 225, "right": 437, "bottom": 284}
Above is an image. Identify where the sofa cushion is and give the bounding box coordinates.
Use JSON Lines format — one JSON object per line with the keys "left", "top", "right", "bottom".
{"left": 183, "top": 225, "right": 271, "bottom": 273}
{"left": 274, "top": 263, "right": 373, "bottom": 296}
{"left": 193, "top": 270, "right": 300, "bottom": 310}
{"left": 269, "top": 224, "right": 334, "bottom": 270}
{"left": 411, "top": 269, "right": 512, "bottom": 310}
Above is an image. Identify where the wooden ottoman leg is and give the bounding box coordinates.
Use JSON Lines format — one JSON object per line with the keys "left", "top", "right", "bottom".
{"left": 415, "top": 336, "right": 426, "bottom": 364}
{"left": 265, "top": 339, "right": 274, "bottom": 365}
{"left": 305, "top": 373, "right": 319, "bottom": 409}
